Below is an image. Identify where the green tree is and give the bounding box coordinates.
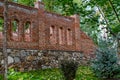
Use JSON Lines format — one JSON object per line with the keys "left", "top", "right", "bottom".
{"left": 92, "top": 39, "right": 120, "bottom": 79}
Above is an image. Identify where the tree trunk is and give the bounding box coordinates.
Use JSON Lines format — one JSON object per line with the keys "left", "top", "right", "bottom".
{"left": 3, "top": 0, "right": 8, "bottom": 80}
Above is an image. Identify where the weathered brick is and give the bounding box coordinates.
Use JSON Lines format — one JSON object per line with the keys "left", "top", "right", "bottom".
{"left": 0, "top": 0, "right": 95, "bottom": 54}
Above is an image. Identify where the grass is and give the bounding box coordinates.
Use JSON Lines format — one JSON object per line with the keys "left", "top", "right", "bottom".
{"left": 0, "top": 66, "right": 100, "bottom": 80}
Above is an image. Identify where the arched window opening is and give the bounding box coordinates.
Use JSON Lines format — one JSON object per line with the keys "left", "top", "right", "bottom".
{"left": 12, "top": 19, "right": 19, "bottom": 41}
{"left": 0, "top": 17, "right": 3, "bottom": 39}
{"left": 50, "top": 25, "right": 54, "bottom": 36}
{"left": 12, "top": 20, "right": 19, "bottom": 32}
{"left": 50, "top": 25, "right": 56, "bottom": 44}
{"left": 24, "top": 22, "right": 31, "bottom": 42}
{"left": 67, "top": 28, "right": 72, "bottom": 45}
{"left": 59, "top": 27, "right": 64, "bottom": 45}
{"left": 0, "top": 17, "right": 3, "bottom": 32}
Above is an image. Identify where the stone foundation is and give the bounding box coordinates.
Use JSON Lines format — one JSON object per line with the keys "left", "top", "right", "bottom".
{"left": 0, "top": 49, "right": 93, "bottom": 73}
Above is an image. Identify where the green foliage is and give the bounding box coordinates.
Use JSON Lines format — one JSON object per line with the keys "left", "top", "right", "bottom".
{"left": 0, "top": 66, "right": 100, "bottom": 80}
{"left": 12, "top": 20, "right": 18, "bottom": 32}
{"left": 11, "top": 0, "right": 35, "bottom": 6}
{"left": 76, "top": 66, "right": 100, "bottom": 80}
{"left": 8, "top": 68, "right": 63, "bottom": 80}
{"left": 92, "top": 40, "right": 120, "bottom": 79}
{"left": 0, "top": 74, "right": 3, "bottom": 80}
{"left": 111, "top": 24, "right": 120, "bottom": 35}
{"left": 60, "top": 60, "right": 78, "bottom": 80}
{"left": 0, "top": 17, "right": 3, "bottom": 32}
{"left": 24, "top": 22, "right": 30, "bottom": 30}
{"left": 90, "top": 0, "right": 120, "bottom": 36}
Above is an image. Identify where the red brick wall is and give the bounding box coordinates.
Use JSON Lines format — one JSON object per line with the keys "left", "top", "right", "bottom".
{"left": 0, "top": 0, "right": 95, "bottom": 54}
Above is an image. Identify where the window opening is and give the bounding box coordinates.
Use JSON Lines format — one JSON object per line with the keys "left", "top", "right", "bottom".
{"left": 24, "top": 22, "right": 31, "bottom": 42}
{"left": 12, "top": 19, "right": 19, "bottom": 41}
{"left": 59, "top": 27, "right": 64, "bottom": 44}
{"left": 50, "top": 25, "right": 57, "bottom": 44}
{"left": 67, "top": 28, "right": 72, "bottom": 45}
{"left": 0, "top": 17, "right": 3, "bottom": 39}
{"left": 12, "top": 20, "right": 18, "bottom": 32}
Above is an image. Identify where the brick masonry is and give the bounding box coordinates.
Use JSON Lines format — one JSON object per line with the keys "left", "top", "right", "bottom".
{"left": 0, "top": 0, "right": 95, "bottom": 54}
{"left": 0, "top": 0, "right": 96, "bottom": 73}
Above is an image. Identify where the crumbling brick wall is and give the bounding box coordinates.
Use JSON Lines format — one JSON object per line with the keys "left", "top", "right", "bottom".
{"left": 0, "top": 0, "right": 95, "bottom": 54}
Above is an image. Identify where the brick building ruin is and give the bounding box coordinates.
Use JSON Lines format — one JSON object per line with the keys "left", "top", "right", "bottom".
{"left": 0, "top": 0, "right": 95, "bottom": 71}
{"left": 0, "top": 0, "right": 95, "bottom": 53}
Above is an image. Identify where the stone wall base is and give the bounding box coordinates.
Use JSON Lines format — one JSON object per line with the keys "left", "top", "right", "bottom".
{"left": 0, "top": 49, "right": 93, "bottom": 73}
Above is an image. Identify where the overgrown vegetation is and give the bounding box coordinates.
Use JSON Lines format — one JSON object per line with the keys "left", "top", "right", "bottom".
{"left": 0, "top": 66, "right": 100, "bottom": 80}
{"left": 76, "top": 66, "right": 100, "bottom": 80}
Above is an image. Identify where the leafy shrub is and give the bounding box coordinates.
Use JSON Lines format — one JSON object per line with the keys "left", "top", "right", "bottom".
{"left": 60, "top": 60, "right": 78, "bottom": 80}
{"left": 76, "top": 66, "right": 99, "bottom": 80}
{"left": 1, "top": 66, "right": 100, "bottom": 80}
{"left": 0, "top": 74, "right": 3, "bottom": 80}
{"left": 91, "top": 40, "right": 120, "bottom": 79}
{"left": 7, "top": 68, "right": 63, "bottom": 80}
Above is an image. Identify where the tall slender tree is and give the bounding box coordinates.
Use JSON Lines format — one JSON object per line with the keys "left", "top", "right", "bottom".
{"left": 3, "top": 0, "right": 8, "bottom": 80}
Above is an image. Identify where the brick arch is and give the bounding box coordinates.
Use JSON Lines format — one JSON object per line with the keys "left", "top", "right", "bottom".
{"left": 10, "top": 15, "right": 20, "bottom": 21}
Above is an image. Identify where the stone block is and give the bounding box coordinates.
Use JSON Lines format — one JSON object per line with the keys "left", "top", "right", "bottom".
{"left": 8, "top": 56, "right": 14, "bottom": 64}
{"left": 14, "top": 57, "right": 20, "bottom": 63}
{"left": 0, "top": 52, "right": 2, "bottom": 56}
